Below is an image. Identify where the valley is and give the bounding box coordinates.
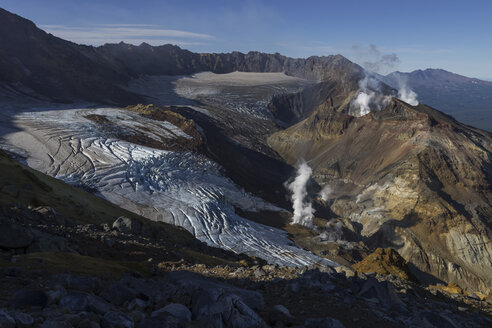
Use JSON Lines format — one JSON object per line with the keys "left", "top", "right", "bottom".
{"left": 0, "top": 6, "right": 491, "bottom": 327}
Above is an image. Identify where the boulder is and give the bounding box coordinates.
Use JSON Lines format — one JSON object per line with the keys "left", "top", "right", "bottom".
{"left": 87, "top": 295, "right": 114, "bottom": 315}
{"left": 39, "top": 320, "right": 72, "bottom": 328}
{"left": 152, "top": 303, "right": 191, "bottom": 322}
{"left": 101, "top": 311, "right": 134, "bottom": 328}
{"left": 102, "top": 282, "right": 137, "bottom": 306}
{"left": 357, "top": 278, "right": 405, "bottom": 309}
{"left": 334, "top": 266, "right": 355, "bottom": 278}
{"left": 9, "top": 289, "right": 48, "bottom": 309}
{"left": 51, "top": 273, "right": 100, "bottom": 292}
{"left": 60, "top": 291, "right": 90, "bottom": 312}
{"left": 13, "top": 312, "right": 34, "bottom": 327}
{"left": 46, "top": 286, "right": 67, "bottom": 305}
{"left": 304, "top": 317, "right": 345, "bottom": 328}
{"left": 159, "top": 271, "right": 266, "bottom": 328}
{"left": 112, "top": 217, "right": 142, "bottom": 234}
{"left": 268, "top": 304, "right": 294, "bottom": 326}
{"left": 417, "top": 311, "right": 460, "bottom": 328}
{"left": 127, "top": 298, "right": 147, "bottom": 311}
{"left": 139, "top": 316, "right": 180, "bottom": 328}
{"left": 58, "top": 291, "right": 112, "bottom": 315}
{"left": 193, "top": 289, "right": 266, "bottom": 328}
{"left": 0, "top": 309, "right": 15, "bottom": 328}
{"left": 78, "top": 319, "right": 101, "bottom": 328}
{"left": 254, "top": 268, "right": 266, "bottom": 279}
{"left": 27, "top": 229, "right": 68, "bottom": 253}
{"left": 163, "top": 271, "right": 264, "bottom": 311}
{"left": 273, "top": 305, "right": 293, "bottom": 318}
{"left": 0, "top": 221, "right": 33, "bottom": 249}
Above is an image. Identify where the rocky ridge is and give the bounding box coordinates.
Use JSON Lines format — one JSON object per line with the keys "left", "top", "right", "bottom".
{"left": 0, "top": 7, "right": 365, "bottom": 105}
{"left": 268, "top": 96, "right": 492, "bottom": 294}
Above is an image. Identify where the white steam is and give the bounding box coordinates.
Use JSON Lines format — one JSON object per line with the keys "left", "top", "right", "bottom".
{"left": 319, "top": 219, "right": 344, "bottom": 242}
{"left": 286, "top": 160, "right": 315, "bottom": 227}
{"left": 352, "top": 91, "right": 374, "bottom": 116}
{"left": 398, "top": 86, "right": 418, "bottom": 106}
{"left": 394, "top": 75, "right": 419, "bottom": 106}
{"left": 319, "top": 185, "right": 333, "bottom": 202}
{"left": 350, "top": 74, "right": 391, "bottom": 116}
{"left": 350, "top": 44, "right": 419, "bottom": 114}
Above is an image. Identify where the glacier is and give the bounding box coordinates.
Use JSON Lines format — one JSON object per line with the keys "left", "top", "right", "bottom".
{"left": 1, "top": 105, "right": 336, "bottom": 267}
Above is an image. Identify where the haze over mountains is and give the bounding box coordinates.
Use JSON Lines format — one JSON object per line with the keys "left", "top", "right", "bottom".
{"left": 383, "top": 69, "right": 492, "bottom": 131}
{"left": 1, "top": 7, "right": 492, "bottom": 327}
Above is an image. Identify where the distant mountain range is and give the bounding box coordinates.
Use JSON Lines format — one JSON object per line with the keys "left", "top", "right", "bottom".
{"left": 382, "top": 69, "right": 492, "bottom": 131}
{"left": 1, "top": 7, "right": 489, "bottom": 131}
{"left": 0, "top": 8, "right": 362, "bottom": 106}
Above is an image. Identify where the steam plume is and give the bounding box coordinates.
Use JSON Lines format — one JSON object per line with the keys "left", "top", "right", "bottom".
{"left": 394, "top": 75, "right": 419, "bottom": 105}
{"left": 350, "top": 44, "right": 419, "bottom": 114}
{"left": 319, "top": 184, "right": 333, "bottom": 202}
{"left": 350, "top": 74, "right": 390, "bottom": 116}
{"left": 319, "top": 219, "right": 344, "bottom": 242}
{"left": 358, "top": 44, "right": 400, "bottom": 74}
{"left": 286, "top": 160, "right": 315, "bottom": 227}
{"left": 398, "top": 86, "right": 418, "bottom": 106}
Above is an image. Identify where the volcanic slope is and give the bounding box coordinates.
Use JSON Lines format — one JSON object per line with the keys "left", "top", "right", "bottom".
{"left": 268, "top": 94, "right": 492, "bottom": 293}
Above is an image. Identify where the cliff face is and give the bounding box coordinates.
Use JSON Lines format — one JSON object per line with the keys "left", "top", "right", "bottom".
{"left": 0, "top": 7, "right": 366, "bottom": 105}
{"left": 0, "top": 6, "right": 364, "bottom": 106}
{"left": 98, "top": 42, "right": 364, "bottom": 83}
{"left": 268, "top": 96, "right": 492, "bottom": 293}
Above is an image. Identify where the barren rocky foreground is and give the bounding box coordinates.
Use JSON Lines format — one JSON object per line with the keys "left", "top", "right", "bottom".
{"left": 0, "top": 190, "right": 491, "bottom": 327}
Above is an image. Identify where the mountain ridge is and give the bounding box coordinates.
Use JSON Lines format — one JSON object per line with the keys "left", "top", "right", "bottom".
{"left": 383, "top": 68, "right": 492, "bottom": 131}
{"left": 0, "top": 7, "right": 366, "bottom": 106}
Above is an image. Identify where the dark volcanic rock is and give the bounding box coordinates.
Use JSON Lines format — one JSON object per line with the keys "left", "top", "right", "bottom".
{"left": 60, "top": 291, "right": 90, "bottom": 312}
{"left": 0, "top": 309, "right": 15, "bottom": 328}
{"left": 101, "top": 311, "right": 134, "bottom": 328}
{"left": 112, "top": 217, "right": 142, "bottom": 234}
{"left": 12, "top": 312, "right": 34, "bottom": 327}
{"left": 102, "top": 282, "right": 137, "bottom": 306}
{"left": 304, "top": 317, "right": 345, "bottom": 328}
{"left": 358, "top": 278, "right": 405, "bottom": 309}
{"left": 9, "top": 289, "right": 48, "bottom": 309}
{"left": 51, "top": 274, "right": 100, "bottom": 292}
{"left": 0, "top": 220, "right": 33, "bottom": 249}
{"left": 151, "top": 303, "right": 191, "bottom": 322}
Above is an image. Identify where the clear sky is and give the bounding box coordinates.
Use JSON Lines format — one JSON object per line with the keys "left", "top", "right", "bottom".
{"left": 1, "top": 0, "right": 491, "bottom": 78}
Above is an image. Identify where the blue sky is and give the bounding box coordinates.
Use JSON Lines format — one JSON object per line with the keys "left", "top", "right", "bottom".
{"left": 1, "top": 0, "right": 491, "bottom": 78}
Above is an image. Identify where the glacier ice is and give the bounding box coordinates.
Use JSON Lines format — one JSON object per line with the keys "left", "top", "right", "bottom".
{"left": 1, "top": 106, "right": 336, "bottom": 267}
